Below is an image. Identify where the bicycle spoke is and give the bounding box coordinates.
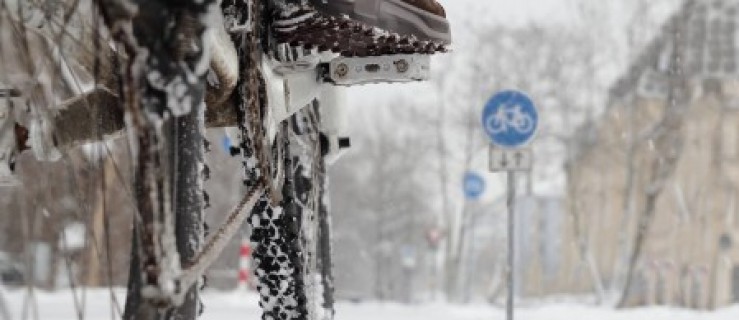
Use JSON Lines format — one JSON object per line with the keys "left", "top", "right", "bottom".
{"left": 2, "top": 1, "right": 344, "bottom": 320}
{"left": 1, "top": 2, "right": 131, "bottom": 319}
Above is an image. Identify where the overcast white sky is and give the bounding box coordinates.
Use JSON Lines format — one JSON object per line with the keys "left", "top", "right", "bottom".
{"left": 346, "top": 0, "right": 634, "bottom": 107}
{"left": 441, "top": 0, "right": 580, "bottom": 27}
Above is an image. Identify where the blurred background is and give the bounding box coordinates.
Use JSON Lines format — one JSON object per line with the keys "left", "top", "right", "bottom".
{"left": 3, "top": 0, "right": 739, "bottom": 315}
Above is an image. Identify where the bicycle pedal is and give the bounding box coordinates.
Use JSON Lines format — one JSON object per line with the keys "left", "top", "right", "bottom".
{"left": 322, "top": 54, "right": 430, "bottom": 86}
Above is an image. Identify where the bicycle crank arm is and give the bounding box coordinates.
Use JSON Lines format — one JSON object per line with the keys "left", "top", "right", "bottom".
{"left": 262, "top": 56, "right": 327, "bottom": 126}
{"left": 322, "top": 54, "right": 431, "bottom": 86}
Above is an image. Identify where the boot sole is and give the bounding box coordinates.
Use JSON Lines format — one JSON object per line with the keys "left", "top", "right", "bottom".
{"left": 310, "top": 0, "right": 451, "bottom": 44}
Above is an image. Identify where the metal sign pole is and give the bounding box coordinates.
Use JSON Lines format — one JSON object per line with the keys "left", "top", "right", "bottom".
{"left": 506, "top": 171, "right": 515, "bottom": 320}
{"left": 482, "top": 90, "right": 537, "bottom": 320}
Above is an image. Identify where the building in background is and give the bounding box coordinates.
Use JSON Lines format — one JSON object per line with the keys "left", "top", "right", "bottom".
{"left": 564, "top": 0, "right": 739, "bottom": 308}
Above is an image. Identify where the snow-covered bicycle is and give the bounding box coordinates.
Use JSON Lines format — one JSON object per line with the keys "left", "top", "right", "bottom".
{"left": 0, "top": 0, "right": 449, "bottom": 319}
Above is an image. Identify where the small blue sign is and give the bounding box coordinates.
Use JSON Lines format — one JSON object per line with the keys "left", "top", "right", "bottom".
{"left": 482, "top": 90, "right": 538, "bottom": 148}
{"left": 463, "top": 172, "right": 485, "bottom": 200}
{"left": 221, "top": 135, "right": 233, "bottom": 153}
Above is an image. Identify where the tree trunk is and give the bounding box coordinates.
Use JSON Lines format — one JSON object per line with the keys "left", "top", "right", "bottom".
{"left": 616, "top": 4, "right": 690, "bottom": 306}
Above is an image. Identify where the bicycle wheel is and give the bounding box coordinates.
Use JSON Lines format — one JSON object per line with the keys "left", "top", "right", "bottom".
{"left": 1, "top": 1, "right": 131, "bottom": 319}
{"left": 247, "top": 123, "right": 309, "bottom": 320}
{"left": 485, "top": 113, "right": 507, "bottom": 135}
{"left": 122, "top": 104, "right": 207, "bottom": 320}
{"left": 289, "top": 103, "right": 334, "bottom": 320}
{"left": 2, "top": 0, "right": 216, "bottom": 319}
{"left": 514, "top": 114, "right": 534, "bottom": 134}
{"left": 107, "top": 1, "right": 213, "bottom": 318}
{"left": 3, "top": 1, "right": 337, "bottom": 320}
{"left": 245, "top": 104, "right": 334, "bottom": 320}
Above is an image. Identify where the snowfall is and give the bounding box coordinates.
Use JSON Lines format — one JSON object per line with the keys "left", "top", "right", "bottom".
{"left": 1, "top": 288, "right": 738, "bottom": 320}
{"left": 2, "top": 1, "right": 735, "bottom": 320}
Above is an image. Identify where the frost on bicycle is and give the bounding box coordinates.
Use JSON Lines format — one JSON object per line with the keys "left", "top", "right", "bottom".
{"left": 0, "top": 0, "right": 413, "bottom": 318}
{"left": 4, "top": 1, "right": 739, "bottom": 320}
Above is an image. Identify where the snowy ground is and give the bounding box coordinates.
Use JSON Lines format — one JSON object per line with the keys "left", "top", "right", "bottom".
{"left": 2, "top": 288, "right": 739, "bottom": 320}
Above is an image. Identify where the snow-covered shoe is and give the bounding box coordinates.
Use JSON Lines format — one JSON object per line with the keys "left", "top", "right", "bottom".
{"left": 271, "top": 0, "right": 451, "bottom": 57}
{"left": 310, "top": 0, "right": 450, "bottom": 44}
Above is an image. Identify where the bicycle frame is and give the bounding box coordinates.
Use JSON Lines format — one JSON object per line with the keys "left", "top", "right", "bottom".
{"left": 1, "top": 1, "right": 438, "bottom": 319}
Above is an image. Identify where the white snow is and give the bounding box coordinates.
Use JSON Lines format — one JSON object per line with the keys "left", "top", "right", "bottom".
{"left": 2, "top": 289, "right": 738, "bottom": 320}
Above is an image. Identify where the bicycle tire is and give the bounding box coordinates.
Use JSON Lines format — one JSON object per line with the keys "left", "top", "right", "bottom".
{"left": 123, "top": 104, "right": 206, "bottom": 320}
{"left": 291, "top": 103, "right": 334, "bottom": 320}
{"left": 247, "top": 104, "right": 335, "bottom": 320}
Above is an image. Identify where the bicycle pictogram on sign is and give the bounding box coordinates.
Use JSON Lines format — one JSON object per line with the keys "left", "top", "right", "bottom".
{"left": 485, "top": 103, "right": 535, "bottom": 135}
{"left": 482, "top": 90, "right": 538, "bottom": 148}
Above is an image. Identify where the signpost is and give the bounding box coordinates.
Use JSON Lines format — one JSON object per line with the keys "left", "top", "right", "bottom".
{"left": 482, "top": 90, "right": 538, "bottom": 320}
{"left": 488, "top": 148, "right": 533, "bottom": 172}
{"left": 482, "top": 90, "right": 538, "bottom": 149}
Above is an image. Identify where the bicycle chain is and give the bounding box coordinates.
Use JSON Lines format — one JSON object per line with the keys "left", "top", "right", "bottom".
{"left": 224, "top": 1, "right": 447, "bottom": 319}
{"left": 223, "top": 0, "right": 277, "bottom": 200}
{"left": 245, "top": 2, "right": 273, "bottom": 195}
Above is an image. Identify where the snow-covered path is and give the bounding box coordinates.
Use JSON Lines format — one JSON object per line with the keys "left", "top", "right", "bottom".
{"left": 2, "top": 289, "right": 739, "bottom": 320}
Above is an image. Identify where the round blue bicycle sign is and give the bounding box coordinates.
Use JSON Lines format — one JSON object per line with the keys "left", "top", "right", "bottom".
{"left": 463, "top": 172, "right": 485, "bottom": 200}
{"left": 482, "top": 90, "right": 538, "bottom": 148}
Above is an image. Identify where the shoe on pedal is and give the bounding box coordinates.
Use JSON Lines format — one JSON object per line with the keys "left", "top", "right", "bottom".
{"left": 272, "top": 0, "right": 451, "bottom": 57}
{"left": 310, "top": 0, "right": 450, "bottom": 45}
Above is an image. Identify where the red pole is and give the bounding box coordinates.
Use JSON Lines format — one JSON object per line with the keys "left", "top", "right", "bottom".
{"left": 238, "top": 238, "right": 251, "bottom": 290}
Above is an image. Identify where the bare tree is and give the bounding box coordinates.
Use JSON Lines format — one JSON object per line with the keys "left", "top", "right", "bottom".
{"left": 608, "top": 0, "right": 673, "bottom": 305}
{"left": 616, "top": 6, "right": 690, "bottom": 307}
{"left": 329, "top": 97, "right": 435, "bottom": 301}
{"left": 431, "top": 23, "right": 612, "bottom": 302}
